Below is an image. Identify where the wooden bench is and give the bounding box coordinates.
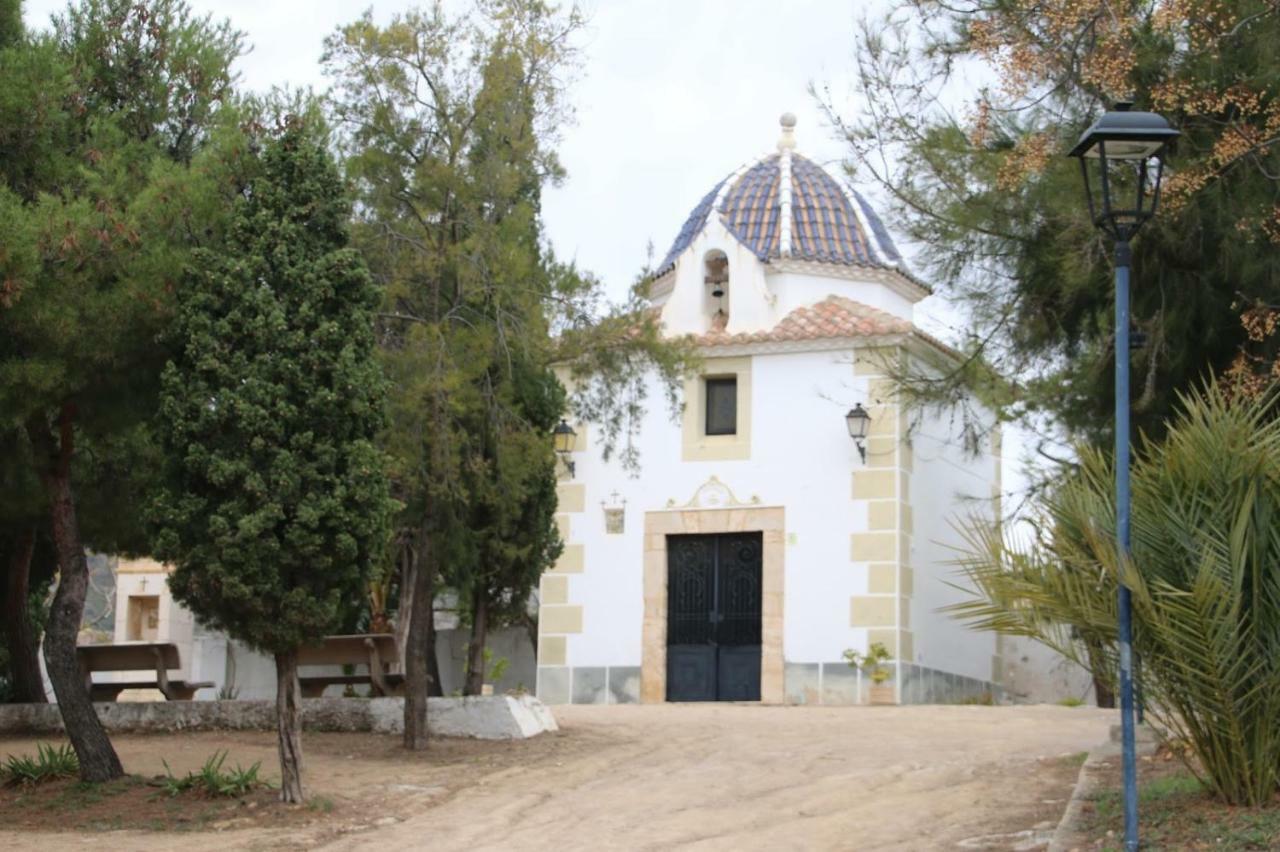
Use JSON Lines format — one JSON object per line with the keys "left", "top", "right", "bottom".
{"left": 77, "top": 643, "right": 213, "bottom": 702}
{"left": 297, "top": 634, "right": 404, "bottom": 698}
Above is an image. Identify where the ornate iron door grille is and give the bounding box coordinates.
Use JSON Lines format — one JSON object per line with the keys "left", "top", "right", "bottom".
{"left": 666, "top": 532, "right": 763, "bottom": 701}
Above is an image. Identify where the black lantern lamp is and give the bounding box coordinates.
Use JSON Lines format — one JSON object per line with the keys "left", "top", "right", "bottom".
{"left": 846, "top": 404, "right": 871, "bottom": 463}
{"left": 1069, "top": 102, "right": 1179, "bottom": 243}
{"left": 553, "top": 419, "right": 577, "bottom": 477}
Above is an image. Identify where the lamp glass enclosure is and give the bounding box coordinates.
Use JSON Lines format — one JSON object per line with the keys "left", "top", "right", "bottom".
{"left": 846, "top": 405, "right": 871, "bottom": 440}
{"left": 1069, "top": 103, "right": 1179, "bottom": 241}
{"left": 553, "top": 420, "right": 577, "bottom": 455}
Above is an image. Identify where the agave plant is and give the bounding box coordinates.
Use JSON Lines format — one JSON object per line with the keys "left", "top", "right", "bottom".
{"left": 948, "top": 385, "right": 1280, "bottom": 806}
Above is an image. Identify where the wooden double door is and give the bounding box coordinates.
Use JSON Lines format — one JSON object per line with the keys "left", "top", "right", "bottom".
{"left": 666, "top": 532, "right": 763, "bottom": 702}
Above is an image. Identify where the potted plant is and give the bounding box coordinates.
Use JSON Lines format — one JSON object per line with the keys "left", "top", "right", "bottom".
{"left": 843, "top": 642, "right": 895, "bottom": 705}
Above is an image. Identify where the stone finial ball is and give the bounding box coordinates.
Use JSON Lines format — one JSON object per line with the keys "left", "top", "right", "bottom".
{"left": 780, "top": 112, "right": 797, "bottom": 128}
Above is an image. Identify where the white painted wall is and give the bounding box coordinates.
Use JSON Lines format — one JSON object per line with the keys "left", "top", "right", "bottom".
{"left": 661, "top": 218, "right": 777, "bottom": 336}
{"left": 906, "top": 400, "right": 1000, "bottom": 683}
{"left": 768, "top": 271, "right": 915, "bottom": 322}
{"left": 566, "top": 346, "right": 893, "bottom": 670}
{"left": 658, "top": 223, "right": 920, "bottom": 339}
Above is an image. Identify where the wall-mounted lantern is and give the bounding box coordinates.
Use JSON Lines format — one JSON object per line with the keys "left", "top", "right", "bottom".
{"left": 553, "top": 419, "right": 577, "bottom": 478}
{"left": 846, "top": 404, "right": 871, "bottom": 463}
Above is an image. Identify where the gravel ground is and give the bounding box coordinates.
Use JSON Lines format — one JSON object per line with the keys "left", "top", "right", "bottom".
{"left": 0, "top": 703, "right": 1112, "bottom": 851}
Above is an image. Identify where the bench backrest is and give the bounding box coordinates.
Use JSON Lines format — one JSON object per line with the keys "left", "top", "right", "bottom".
{"left": 77, "top": 642, "right": 181, "bottom": 672}
{"left": 296, "top": 634, "right": 399, "bottom": 668}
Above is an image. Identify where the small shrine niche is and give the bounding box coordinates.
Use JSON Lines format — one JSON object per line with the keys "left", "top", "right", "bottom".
{"left": 602, "top": 491, "right": 627, "bottom": 535}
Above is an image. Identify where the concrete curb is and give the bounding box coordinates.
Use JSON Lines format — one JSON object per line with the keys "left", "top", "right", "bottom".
{"left": 1048, "top": 728, "right": 1159, "bottom": 852}
{"left": 0, "top": 695, "right": 557, "bottom": 740}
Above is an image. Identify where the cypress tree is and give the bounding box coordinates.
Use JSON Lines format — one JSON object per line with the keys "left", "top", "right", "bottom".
{"left": 150, "top": 117, "right": 393, "bottom": 803}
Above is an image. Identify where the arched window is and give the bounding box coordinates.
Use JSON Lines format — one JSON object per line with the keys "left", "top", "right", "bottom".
{"left": 703, "top": 250, "right": 729, "bottom": 328}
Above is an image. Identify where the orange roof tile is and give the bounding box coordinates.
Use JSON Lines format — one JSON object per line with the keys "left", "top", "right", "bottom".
{"left": 693, "top": 295, "right": 913, "bottom": 347}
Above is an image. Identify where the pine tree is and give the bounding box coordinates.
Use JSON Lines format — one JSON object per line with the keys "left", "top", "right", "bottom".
{"left": 826, "top": 0, "right": 1280, "bottom": 457}
{"left": 0, "top": 0, "right": 242, "bottom": 780}
{"left": 150, "top": 117, "right": 393, "bottom": 803}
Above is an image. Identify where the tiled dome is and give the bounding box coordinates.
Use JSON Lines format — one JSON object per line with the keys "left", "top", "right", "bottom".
{"left": 655, "top": 123, "right": 903, "bottom": 277}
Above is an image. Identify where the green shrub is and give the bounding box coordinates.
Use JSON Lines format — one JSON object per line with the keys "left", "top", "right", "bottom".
{"left": 950, "top": 385, "right": 1280, "bottom": 806}
{"left": 2, "top": 743, "right": 79, "bottom": 785}
{"left": 843, "top": 642, "right": 892, "bottom": 683}
{"left": 160, "top": 751, "right": 266, "bottom": 798}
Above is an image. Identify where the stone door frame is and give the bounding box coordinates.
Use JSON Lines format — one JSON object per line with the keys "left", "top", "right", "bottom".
{"left": 641, "top": 506, "right": 785, "bottom": 703}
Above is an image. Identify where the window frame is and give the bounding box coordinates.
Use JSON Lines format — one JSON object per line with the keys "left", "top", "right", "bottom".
{"left": 703, "top": 376, "right": 738, "bottom": 436}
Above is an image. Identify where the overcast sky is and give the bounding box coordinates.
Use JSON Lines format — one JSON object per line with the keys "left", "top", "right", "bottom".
{"left": 22, "top": 0, "right": 957, "bottom": 330}
{"left": 22, "top": 0, "right": 1045, "bottom": 501}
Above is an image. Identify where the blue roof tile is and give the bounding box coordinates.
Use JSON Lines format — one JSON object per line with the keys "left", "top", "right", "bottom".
{"left": 655, "top": 153, "right": 903, "bottom": 277}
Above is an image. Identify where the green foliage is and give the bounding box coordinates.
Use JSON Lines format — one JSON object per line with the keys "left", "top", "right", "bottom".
{"left": 1, "top": 0, "right": 246, "bottom": 422}
{"left": 1057, "top": 697, "right": 1086, "bottom": 708}
{"left": 149, "top": 116, "right": 394, "bottom": 654}
{"left": 0, "top": 0, "right": 20, "bottom": 48}
{"left": 159, "top": 751, "right": 266, "bottom": 797}
{"left": 949, "top": 385, "right": 1280, "bottom": 805}
{"left": 1082, "top": 772, "right": 1280, "bottom": 851}
{"left": 323, "top": 2, "right": 692, "bottom": 678}
{"left": 0, "top": 0, "right": 245, "bottom": 777}
{"left": 2, "top": 743, "right": 79, "bottom": 785}
{"left": 471, "top": 647, "right": 510, "bottom": 684}
{"left": 843, "top": 641, "right": 893, "bottom": 684}
{"left": 829, "top": 0, "right": 1280, "bottom": 457}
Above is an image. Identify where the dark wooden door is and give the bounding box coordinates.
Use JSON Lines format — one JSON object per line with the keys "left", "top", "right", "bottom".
{"left": 666, "top": 532, "right": 762, "bottom": 701}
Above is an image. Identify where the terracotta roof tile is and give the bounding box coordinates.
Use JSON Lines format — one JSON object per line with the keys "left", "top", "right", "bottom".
{"left": 693, "top": 296, "right": 913, "bottom": 347}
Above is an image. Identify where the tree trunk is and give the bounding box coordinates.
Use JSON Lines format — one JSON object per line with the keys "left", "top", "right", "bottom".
{"left": 27, "top": 411, "right": 123, "bottom": 782}
{"left": 521, "top": 612, "right": 538, "bottom": 658}
{"left": 1083, "top": 638, "right": 1116, "bottom": 709}
{"left": 464, "top": 592, "right": 489, "bottom": 696}
{"left": 274, "top": 648, "right": 304, "bottom": 803}
{"left": 393, "top": 540, "right": 414, "bottom": 673}
{"left": 1094, "top": 674, "right": 1116, "bottom": 709}
{"left": 426, "top": 587, "right": 443, "bottom": 698}
{"left": 5, "top": 526, "right": 46, "bottom": 703}
{"left": 403, "top": 524, "right": 434, "bottom": 750}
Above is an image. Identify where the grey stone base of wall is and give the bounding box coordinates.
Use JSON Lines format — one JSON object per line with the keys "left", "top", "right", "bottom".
{"left": 537, "top": 662, "right": 999, "bottom": 706}
{"left": 0, "top": 695, "right": 557, "bottom": 740}
{"left": 785, "top": 661, "right": 1002, "bottom": 705}
{"left": 898, "top": 663, "right": 1001, "bottom": 704}
{"left": 536, "top": 666, "right": 640, "bottom": 705}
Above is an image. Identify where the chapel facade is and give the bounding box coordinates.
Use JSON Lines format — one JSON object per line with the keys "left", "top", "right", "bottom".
{"left": 536, "top": 115, "right": 1006, "bottom": 706}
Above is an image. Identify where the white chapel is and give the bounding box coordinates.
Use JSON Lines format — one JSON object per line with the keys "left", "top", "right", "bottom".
{"left": 536, "top": 114, "right": 1010, "bottom": 706}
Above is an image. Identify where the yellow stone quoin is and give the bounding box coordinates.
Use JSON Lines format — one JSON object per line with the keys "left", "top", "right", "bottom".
{"left": 850, "top": 532, "right": 897, "bottom": 563}
{"left": 550, "top": 544, "right": 584, "bottom": 574}
{"left": 539, "top": 635, "right": 567, "bottom": 666}
{"left": 556, "top": 483, "right": 585, "bottom": 513}
{"left": 540, "top": 605, "right": 583, "bottom": 634}
{"left": 850, "top": 595, "right": 895, "bottom": 627}
{"left": 851, "top": 469, "right": 897, "bottom": 500}
{"left": 540, "top": 574, "right": 569, "bottom": 605}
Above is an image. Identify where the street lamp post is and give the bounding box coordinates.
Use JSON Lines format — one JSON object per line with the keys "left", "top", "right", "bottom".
{"left": 1069, "top": 102, "right": 1179, "bottom": 852}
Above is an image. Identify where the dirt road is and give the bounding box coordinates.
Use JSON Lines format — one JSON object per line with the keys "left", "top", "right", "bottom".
{"left": 1, "top": 703, "right": 1111, "bottom": 851}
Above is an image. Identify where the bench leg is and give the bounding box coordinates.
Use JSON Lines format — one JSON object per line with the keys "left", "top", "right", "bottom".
{"left": 364, "top": 638, "right": 392, "bottom": 697}
{"left": 300, "top": 682, "right": 328, "bottom": 699}
{"left": 90, "top": 686, "right": 126, "bottom": 703}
